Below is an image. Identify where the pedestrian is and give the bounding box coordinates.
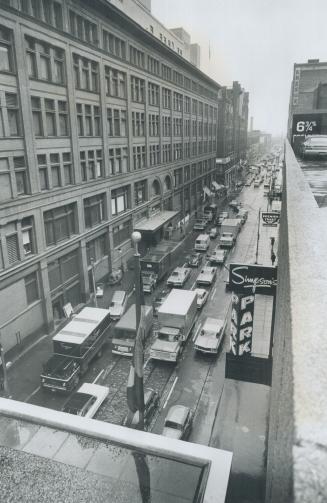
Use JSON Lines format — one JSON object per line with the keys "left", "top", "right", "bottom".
{"left": 271, "top": 251, "right": 276, "bottom": 266}
{"left": 270, "top": 236, "right": 275, "bottom": 248}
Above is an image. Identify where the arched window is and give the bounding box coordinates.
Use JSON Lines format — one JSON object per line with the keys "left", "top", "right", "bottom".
{"left": 164, "top": 175, "right": 172, "bottom": 192}
{"left": 151, "top": 179, "right": 161, "bottom": 197}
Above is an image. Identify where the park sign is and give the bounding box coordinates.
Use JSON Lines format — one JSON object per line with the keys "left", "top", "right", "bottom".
{"left": 230, "top": 293, "right": 254, "bottom": 356}
{"left": 229, "top": 263, "right": 277, "bottom": 296}
{"left": 261, "top": 212, "right": 280, "bottom": 227}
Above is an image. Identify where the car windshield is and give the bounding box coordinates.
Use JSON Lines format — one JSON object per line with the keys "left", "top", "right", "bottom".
{"left": 165, "top": 420, "right": 182, "bottom": 430}
{"left": 171, "top": 271, "right": 179, "bottom": 277}
{"left": 143, "top": 277, "right": 151, "bottom": 284}
{"left": 159, "top": 333, "right": 178, "bottom": 342}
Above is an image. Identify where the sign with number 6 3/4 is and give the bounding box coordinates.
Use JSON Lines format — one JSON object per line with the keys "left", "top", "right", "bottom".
{"left": 261, "top": 212, "right": 280, "bottom": 226}
{"left": 292, "top": 114, "right": 321, "bottom": 135}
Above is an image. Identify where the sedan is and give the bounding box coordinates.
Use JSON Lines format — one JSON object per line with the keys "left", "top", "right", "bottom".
{"left": 162, "top": 405, "right": 193, "bottom": 440}
{"left": 95, "top": 283, "right": 104, "bottom": 298}
{"left": 194, "top": 288, "right": 209, "bottom": 309}
{"left": 186, "top": 252, "right": 202, "bottom": 268}
{"left": 167, "top": 267, "right": 191, "bottom": 287}
{"left": 122, "top": 388, "right": 160, "bottom": 430}
{"left": 196, "top": 266, "right": 217, "bottom": 286}
{"left": 208, "top": 248, "right": 226, "bottom": 265}
{"left": 62, "top": 383, "right": 109, "bottom": 418}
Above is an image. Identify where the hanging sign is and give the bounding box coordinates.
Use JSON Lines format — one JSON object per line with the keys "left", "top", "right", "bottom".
{"left": 229, "top": 263, "right": 277, "bottom": 296}
{"left": 230, "top": 293, "right": 254, "bottom": 356}
{"left": 261, "top": 212, "right": 280, "bottom": 226}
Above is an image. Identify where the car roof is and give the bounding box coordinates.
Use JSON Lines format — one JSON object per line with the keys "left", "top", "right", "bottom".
{"left": 77, "top": 383, "right": 109, "bottom": 398}
{"left": 112, "top": 290, "right": 126, "bottom": 302}
{"left": 166, "top": 405, "right": 190, "bottom": 424}
{"left": 203, "top": 317, "right": 224, "bottom": 332}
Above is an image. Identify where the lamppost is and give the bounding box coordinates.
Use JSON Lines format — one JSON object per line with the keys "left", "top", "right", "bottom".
{"left": 131, "top": 231, "right": 144, "bottom": 431}
{"left": 131, "top": 232, "right": 142, "bottom": 329}
{"left": 255, "top": 208, "right": 261, "bottom": 265}
{"left": 90, "top": 258, "right": 97, "bottom": 308}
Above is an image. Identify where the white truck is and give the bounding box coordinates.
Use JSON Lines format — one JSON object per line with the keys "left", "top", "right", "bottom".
{"left": 150, "top": 289, "right": 197, "bottom": 362}
{"left": 219, "top": 219, "right": 240, "bottom": 248}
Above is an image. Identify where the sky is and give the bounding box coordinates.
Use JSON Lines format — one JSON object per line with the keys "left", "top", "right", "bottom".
{"left": 151, "top": 0, "right": 327, "bottom": 136}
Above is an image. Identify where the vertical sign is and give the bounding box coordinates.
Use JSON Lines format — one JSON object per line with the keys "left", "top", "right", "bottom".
{"left": 230, "top": 293, "right": 255, "bottom": 356}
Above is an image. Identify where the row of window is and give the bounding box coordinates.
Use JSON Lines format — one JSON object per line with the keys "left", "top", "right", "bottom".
{"left": 0, "top": 18, "right": 217, "bottom": 101}
{"left": 0, "top": 141, "right": 217, "bottom": 200}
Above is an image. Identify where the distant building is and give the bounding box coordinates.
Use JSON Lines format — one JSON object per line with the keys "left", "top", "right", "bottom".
{"left": 248, "top": 130, "right": 272, "bottom": 159}
{"left": 216, "top": 82, "right": 249, "bottom": 189}
{"left": 109, "top": 1, "right": 201, "bottom": 66}
{"left": 288, "top": 58, "right": 327, "bottom": 153}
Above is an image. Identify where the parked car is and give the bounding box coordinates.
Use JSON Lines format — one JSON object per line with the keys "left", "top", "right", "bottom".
{"left": 122, "top": 388, "right": 160, "bottom": 430}
{"left": 62, "top": 383, "right": 109, "bottom": 418}
{"left": 209, "top": 227, "right": 218, "bottom": 239}
{"left": 299, "top": 135, "right": 327, "bottom": 158}
{"left": 194, "top": 317, "right": 227, "bottom": 355}
{"left": 153, "top": 289, "right": 169, "bottom": 316}
{"left": 162, "top": 405, "right": 193, "bottom": 440}
{"left": 245, "top": 180, "right": 251, "bottom": 186}
{"left": 142, "top": 271, "right": 157, "bottom": 294}
{"left": 108, "top": 290, "right": 128, "bottom": 320}
{"left": 229, "top": 200, "right": 238, "bottom": 208}
{"left": 207, "top": 248, "right": 227, "bottom": 265}
{"left": 167, "top": 267, "right": 191, "bottom": 287}
{"left": 196, "top": 266, "right": 217, "bottom": 286}
{"left": 186, "top": 252, "right": 202, "bottom": 268}
{"left": 95, "top": 283, "right": 104, "bottom": 298}
{"left": 193, "top": 219, "right": 207, "bottom": 231}
{"left": 194, "top": 288, "right": 209, "bottom": 309}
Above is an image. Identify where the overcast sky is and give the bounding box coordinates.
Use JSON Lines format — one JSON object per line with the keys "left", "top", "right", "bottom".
{"left": 152, "top": 0, "right": 327, "bottom": 136}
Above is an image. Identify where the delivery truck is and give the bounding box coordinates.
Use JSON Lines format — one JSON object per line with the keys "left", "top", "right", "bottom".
{"left": 219, "top": 219, "right": 240, "bottom": 248}
{"left": 150, "top": 289, "right": 197, "bottom": 362}
{"left": 140, "top": 250, "right": 171, "bottom": 287}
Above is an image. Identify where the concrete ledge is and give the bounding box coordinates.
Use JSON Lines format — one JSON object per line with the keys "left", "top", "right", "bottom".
{"left": 265, "top": 142, "right": 327, "bottom": 503}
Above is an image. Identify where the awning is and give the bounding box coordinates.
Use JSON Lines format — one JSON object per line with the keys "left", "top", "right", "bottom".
{"left": 203, "top": 186, "right": 213, "bottom": 197}
{"left": 134, "top": 210, "right": 178, "bottom": 232}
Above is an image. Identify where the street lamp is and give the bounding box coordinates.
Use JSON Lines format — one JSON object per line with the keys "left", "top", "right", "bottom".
{"left": 131, "top": 231, "right": 142, "bottom": 329}
{"left": 0, "top": 342, "right": 11, "bottom": 398}
{"left": 90, "top": 258, "right": 97, "bottom": 308}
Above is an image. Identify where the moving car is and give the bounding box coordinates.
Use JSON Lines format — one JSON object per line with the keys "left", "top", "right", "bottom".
{"left": 245, "top": 180, "right": 251, "bottom": 186}
{"left": 194, "top": 288, "right": 209, "bottom": 309}
{"left": 299, "top": 135, "right": 327, "bottom": 159}
{"left": 207, "top": 248, "right": 226, "bottom": 265}
{"left": 216, "top": 215, "right": 225, "bottom": 226}
{"left": 95, "top": 283, "right": 104, "bottom": 298}
{"left": 153, "top": 289, "right": 169, "bottom": 316}
{"left": 186, "top": 252, "right": 202, "bottom": 268}
{"left": 209, "top": 227, "right": 218, "bottom": 239}
{"left": 108, "top": 290, "right": 128, "bottom": 320}
{"left": 167, "top": 266, "right": 191, "bottom": 287}
{"left": 253, "top": 179, "right": 260, "bottom": 188}
{"left": 193, "top": 219, "right": 207, "bottom": 231}
{"left": 194, "top": 317, "right": 227, "bottom": 354}
{"left": 162, "top": 405, "right": 193, "bottom": 440}
{"left": 62, "top": 383, "right": 109, "bottom": 418}
{"left": 122, "top": 388, "right": 160, "bottom": 430}
{"left": 142, "top": 271, "right": 157, "bottom": 294}
{"left": 196, "top": 266, "right": 217, "bottom": 286}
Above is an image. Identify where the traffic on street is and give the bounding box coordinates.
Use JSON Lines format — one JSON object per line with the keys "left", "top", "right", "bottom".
{"left": 3, "top": 155, "right": 280, "bottom": 456}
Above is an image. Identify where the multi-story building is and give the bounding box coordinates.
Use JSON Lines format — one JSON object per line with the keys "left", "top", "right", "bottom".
{"left": 108, "top": 0, "right": 201, "bottom": 66}
{"left": 0, "top": 0, "right": 219, "bottom": 349}
{"left": 216, "top": 81, "right": 249, "bottom": 189}
{"left": 288, "top": 58, "right": 327, "bottom": 154}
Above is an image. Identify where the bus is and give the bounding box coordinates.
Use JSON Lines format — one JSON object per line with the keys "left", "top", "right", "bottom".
{"left": 41, "top": 307, "right": 111, "bottom": 392}
{"left": 112, "top": 304, "right": 153, "bottom": 356}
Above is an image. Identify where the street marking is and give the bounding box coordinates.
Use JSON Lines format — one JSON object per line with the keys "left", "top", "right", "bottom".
{"left": 93, "top": 369, "right": 104, "bottom": 384}
{"left": 163, "top": 376, "right": 178, "bottom": 409}
{"left": 191, "top": 281, "right": 197, "bottom": 290}
{"left": 193, "top": 324, "right": 201, "bottom": 342}
{"left": 210, "top": 286, "right": 217, "bottom": 300}
{"left": 127, "top": 289, "right": 134, "bottom": 299}
{"left": 24, "top": 385, "right": 41, "bottom": 403}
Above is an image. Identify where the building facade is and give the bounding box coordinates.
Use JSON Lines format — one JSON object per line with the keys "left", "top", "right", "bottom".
{"left": 216, "top": 81, "right": 249, "bottom": 190}
{"left": 0, "top": 0, "right": 219, "bottom": 349}
{"left": 288, "top": 58, "right": 327, "bottom": 154}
